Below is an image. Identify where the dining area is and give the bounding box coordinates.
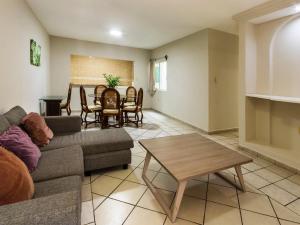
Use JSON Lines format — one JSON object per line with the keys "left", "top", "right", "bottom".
{"left": 60, "top": 83, "right": 144, "bottom": 129}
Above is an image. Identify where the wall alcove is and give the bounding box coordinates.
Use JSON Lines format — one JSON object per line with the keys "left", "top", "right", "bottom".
{"left": 271, "top": 15, "right": 300, "bottom": 97}
{"left": 234, "top": 2, "right": 300, "bottom": 172}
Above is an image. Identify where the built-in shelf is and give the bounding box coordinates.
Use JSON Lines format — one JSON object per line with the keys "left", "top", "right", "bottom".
{"left": 246, "top": 93, "right": 300, "bottom": 104}
{"left": 242, "top": 141, "right": 300, "bottom": 172}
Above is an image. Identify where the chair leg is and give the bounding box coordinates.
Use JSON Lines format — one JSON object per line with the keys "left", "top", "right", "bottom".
{"left": 136, "top": 113, "right": 139, "bottom": 127}
{"left": 84, "top": 112, "right": 88, "bottom": 129}
{"left": 67, "top": 106, "right": 71, "bottom": 116}
{"left": 80, "top": 110, "right": 84, "bottom": 123}
{"left": 140, "top": 110, "right": 143, "bottom": 124}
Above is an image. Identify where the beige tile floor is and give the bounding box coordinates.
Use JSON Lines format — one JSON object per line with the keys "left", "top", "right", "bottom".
{"left": 81, "top": 110, "right": 300, "bottom": 225}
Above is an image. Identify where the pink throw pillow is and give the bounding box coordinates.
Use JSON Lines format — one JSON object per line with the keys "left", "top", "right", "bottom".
{"left": 0, "top": 126, "right": 41, "bottom": 172}
{"left": 22, "top": 112, "right": 53, "bottom": 146}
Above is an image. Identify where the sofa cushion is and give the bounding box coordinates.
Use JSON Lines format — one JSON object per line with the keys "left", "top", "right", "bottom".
{"left": 31, "top": 145, "right": 84, "bottom": 182}
{"left": 0, "top": 115, "right": 10, "bottom": 133}
{"left": 0, "top": 126, "right": 41, "bottom": 172}
{"left": 22, "top": 112, "right": 53, "bottom": 146}
{"left": 34, "top": 176, "right": 81, "bottom": 198}
{"left": 0, "top": 191, "right": 80, "bottom": 225}
{"left": 40, "top": 128, "right": 133, "bottom": 156}
{"left": 3, "top": 106, "right": 27, "bottom": 126}
{"left": 0, "top": 147, "right": 34, "bottom": 206}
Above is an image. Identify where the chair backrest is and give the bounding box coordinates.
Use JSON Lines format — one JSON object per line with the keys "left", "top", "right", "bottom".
{"left": 79, "top": 86, "right": 88, "bottom": 109}
{"left": 94, "top": 85, "right": 107, "bottom": 104}
{"left": 66, "top": 83, "right": 72, "bottom": 104}
{"left": 137, "top": 88, "right": 143, "bottom": 108}
{"left": 126, "top": 86, "right": 137, "bottom": 102}
{"left": 101, "top": 88, "right": 120, "bottom": 110}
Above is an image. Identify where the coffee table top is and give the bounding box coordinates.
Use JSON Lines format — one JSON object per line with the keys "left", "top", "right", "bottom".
{"left": 139, "top": 133, "right": 252, "bottom": 181}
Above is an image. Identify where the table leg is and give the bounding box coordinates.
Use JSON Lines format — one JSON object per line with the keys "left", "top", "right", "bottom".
{"left": 171, "top": 180, "right": 187, "bottom": 222}
{"left": 142, "top": 152, "right": 151, "bottom": 176}
{"left": 235, "top": 165, "right": 246, "bottom": 192}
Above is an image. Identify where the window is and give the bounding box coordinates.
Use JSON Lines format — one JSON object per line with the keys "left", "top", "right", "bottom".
{"left": 154, "top": 61, "right": 167, "bottom": 91}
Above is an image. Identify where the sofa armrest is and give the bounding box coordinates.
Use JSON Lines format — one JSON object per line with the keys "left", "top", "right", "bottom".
{"left": 0, "top": 191, "right": 81, "bottom": 225}
{"left": 45, "top": 116, "right": 81, "bottom": 134}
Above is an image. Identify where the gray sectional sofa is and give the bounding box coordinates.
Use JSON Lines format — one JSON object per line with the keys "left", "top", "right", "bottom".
{"left": 0, "top": 106, "right": 133, "bottom": 225}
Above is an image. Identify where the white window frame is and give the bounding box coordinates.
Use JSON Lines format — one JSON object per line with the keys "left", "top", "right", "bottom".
{"left": 154, "top": 60, "right": 167, "bottom": 91}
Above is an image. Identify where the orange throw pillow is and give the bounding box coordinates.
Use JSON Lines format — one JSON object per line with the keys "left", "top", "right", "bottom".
{"left": 22, "top": 112, "right": 53, "bottom": 146}
{"left": 0, "top": 147, "right": 34, "bottom": 205}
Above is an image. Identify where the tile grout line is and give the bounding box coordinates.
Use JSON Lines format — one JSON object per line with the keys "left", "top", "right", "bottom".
{"left": 202, "top": 174, "right": 210, "bottom": 225}
{"left": 268, "top": 195, "right": 283, "bottom": 225}
{"left": 235, "top": 179, "right": 244, "bottom": 225}
{"left": 121, "top": 166, "right": 165, "bottom": 225}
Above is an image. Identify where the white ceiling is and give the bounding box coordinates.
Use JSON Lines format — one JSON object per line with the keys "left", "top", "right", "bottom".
{"left": 26, "top": 0, "right": 269, "bottom": 49}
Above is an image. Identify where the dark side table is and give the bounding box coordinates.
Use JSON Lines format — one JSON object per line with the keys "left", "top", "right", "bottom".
{"left": 39, "top": 96, "right": 66, "bottom": 116}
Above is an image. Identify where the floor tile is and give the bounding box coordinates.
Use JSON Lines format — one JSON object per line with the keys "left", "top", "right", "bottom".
{"left": 238, "top": 191, "right": 276, "bottom": 216}
{"left": 260, "top": 184, "right": 297, "bottom": 205}
{"left": 242, "top": 162, "right": 262, "bottom": 171}
{"left": 104, "top": 165, "right": 135, "bottom": 179}
{"left": 287, "top": 199, "right": 300, "bottom": 215}
{"left": 254, "top": 169, "right": 283, "bottom": 183}
{"left": 271, "top": 199, "right": 300, "bottom": 223}
{"left": 207, "top": 183, "right": 239, "bottom": 207}
{"left": 137, "top": 189, "right": 174, "bottom": 213}
{"left": 91, "top": 175, "right": 122, "bottom": 196}
{"left": 288, "top": 174, "right": 300, "bottom": 186}
{"left": 94, "top": 198, "right": 134, "bottom": 225}
{"left": 152, "top": 172, "right": 177, "bottom": 192}
{"left": 267, "top": 165, "right": 294, "bottom": 178}
{"left": 227, "top": 167, "right": 250, "bottom": 175}
{"left": 275, "top": 180, "right": 300, "bottom": 197}
{"left": 131, "top": 155, "right": 144, "bottom": 166}
{"left": 82, "top": 184, "right": 92, "bottom": 202}
{"left": 209, "top": 173, "right": 236, "bottom": 188}
{"left": 185, "top": 179, "right": 207, "bottom": 199}
{"left": 280, "top": 220, "right": 300, "bottom": 225}
{"left": 110, "top": 181, "right": 147, "bottom": 204}
{"left": 126, "top": 167, "right": 157, "bottom": 185}
{"left": 91, "top": 171, "right": 104, "bottom": 182}
{"left": 243, "top": 173, "right": 270, "bottom": 189}
{"left": 164, "top": 218, "right": 198, "bottom": 225}
{"left": 192, "top": 174, "right": 209, "bottom": 182}
{"left": 81, "top": 201, "right": 94, "bottom": 225}
{"left": 138, "top": 158, "right": 162, "bottom": 171}
{"left": 253, "top": 158, "right": 273, "bottom": 167}
{"left": 204, "top": 201, "right": 241, "bottom": 225}
{"left": 241, "top": 210, "right": 279, "bottom": 225}
{"left": 92, "top": 193, "right": 106, "bottom": 209}
{"left": 177, "top": 196, "right": 205, "bottom": 223}
{"left": 124, "top": 207, "right": 166, "bottom": 225}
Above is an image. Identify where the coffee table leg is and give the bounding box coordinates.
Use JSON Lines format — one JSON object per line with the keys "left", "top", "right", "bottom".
{"left": 171, "top": 180, "right": 187, "bottom": 222}
{"left": 142, "top": 152, "right": 151, "bottom": 176}
{"left": 235, "top": 165, "right": 246, "bottom": 192}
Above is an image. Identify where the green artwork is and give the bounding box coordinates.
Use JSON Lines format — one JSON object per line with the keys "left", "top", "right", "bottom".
{"left": 30, "top": 39, "right": 41, "bottom": 66}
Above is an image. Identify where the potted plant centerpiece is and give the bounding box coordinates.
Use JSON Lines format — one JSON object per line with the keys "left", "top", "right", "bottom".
{"left": 103, "top": 74, "right": 121, "bottom": 88}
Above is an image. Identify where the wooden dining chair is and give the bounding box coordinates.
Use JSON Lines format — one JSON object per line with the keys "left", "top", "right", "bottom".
{"left": 122, "top": 88, "right": 143, "bottom": 127}
{"left": 60, "top": 83, "right": 72, "bottom": 115}
{"left": 80, "top": 85, "right": 101, "bottom": 128}
{"left": 94, "top": 84, "right": 107, "bottom": 105}
{"left": 123, "top": 86, "right": 137, "bottom": 107}
{"left": 100, "top": 88, "right": 122, "bottom": 128}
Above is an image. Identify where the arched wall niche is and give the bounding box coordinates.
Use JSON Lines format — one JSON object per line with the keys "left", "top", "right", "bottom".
{"left": 270, "top": 14, "right": 300, "bottom": 97}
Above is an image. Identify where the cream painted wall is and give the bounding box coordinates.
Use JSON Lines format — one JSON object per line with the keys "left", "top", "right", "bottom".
{"left": 151, "top": 29, "right": 210, "bottom": 131}
{"left": 208, "top": 29, "right": 239, "bottom": 132}
{"left": 151, "top": 29, "right": 238, "bottom": 132}
{"left": 49, "top": 37, "right": 151, "bottom": 110}
{"left": 0, "top": 0, "right": 50, "bottom": 113}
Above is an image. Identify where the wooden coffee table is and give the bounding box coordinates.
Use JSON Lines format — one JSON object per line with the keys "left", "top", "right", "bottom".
{"left": 139, "top": 133, "right": 252, "bottom": 223}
